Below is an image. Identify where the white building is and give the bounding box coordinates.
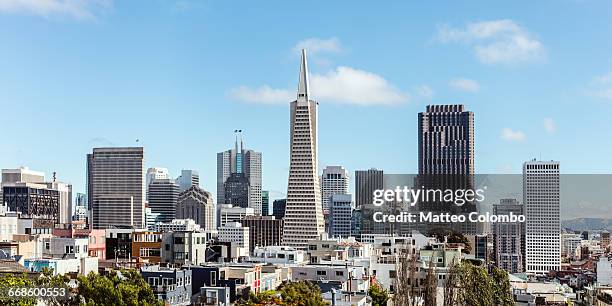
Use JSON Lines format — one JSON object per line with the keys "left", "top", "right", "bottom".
{"left": 161, "top": 230, "right": 207, "bottom": 266}
{"left": 44, "top": 237, "right": 89, "bottom": 259}
{"left": 597, "top": 257, "right": 612, "bottom": 285}
{"left": 154, "top": 219, "right": 201, "bottom": 232}
{"left": 144, "top": 207, "right": 160, "bottom": 230}
{"left": 218, "top": 204, "right": 254, "bottom": 227}
{"left": 0, "top": 210, "right": 18, "bottom": 241}
{"left": 218, "top": 222, "right": 250, "bottom": 256}
{"left": 250, "top": 246, "right": 307, "bottom": 265}
{"left": 561, "top": 233, "right": 582, "bottom": 259}
{"left": 282, "top": 49, "right": 325, "bottom": 248}
{"left": 146, "top": 167, "right": 169, "bottom": 190}
{"left": 524, "top": 160, "right": 561, "bottom": 274}
{"left": 321, "top": 166, "right": 349, "bottom": 212}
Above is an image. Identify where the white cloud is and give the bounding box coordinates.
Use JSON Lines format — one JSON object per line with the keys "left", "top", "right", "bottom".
{"left": 500, "top": 128, "right": 526, "bottom": 141}
{"left": 587, "top": 72, "right": 612, "bottom": 100}
{"left": 230, "top": 66, "right": 409, "bottom": 106}
{"left": 292, "top": 37, "right": 342, "bottom": 55}
{"left": 543, "top": 118, "right": 556, "bottom": 133}
{"left": 449, "top": 78, "right": 480, "bottom": 92}
{"left": 228, "top": 85, "right": 293, "bottom": 105}
{"left": 438, "top": 19, "right": 545, "bottom": 64}
{"left": 0, "top": 0, "right": 111, "bottom": 19}
{"left": 415, "top": 85, "right": 435, "bottom": 99}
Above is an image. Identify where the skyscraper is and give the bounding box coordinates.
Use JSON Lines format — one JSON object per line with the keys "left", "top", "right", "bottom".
{"left": 524, "top": 159, "right": 560, "bottom": 274}
{"left": 262, "top": 190, "right": 269, "bottom": 216}
{"left": 223, "top": 173, "right": 250, "bottom": 208}
{"left": 321, "top": 166, "right": 349, "bottom": 212}
{"left": 146, "top": 168, "right": 169, "bottom": 191}
{"left": 282, "top": 49, "right": 325, "bottom": 248}
{"left": 354, "top": 168, "right": 384, "bottom": 208}
{"left": 217, "top": 133, "right": 262, "bottom": 214}
{"left": 272, "top": 199, "right": 286, "bottom": 220}
{"left": 493, "top": 198, "right": 524, "bottom": 273}
{"left": 417, "top": 104, "right": 477, "bottom": 234}
{"left": 1, "top": 168, "right": 72, "bottom": 226}
{"left": 147, "top": 178, "right": 180, "bottom": 223}
{"left": 88, "top": 147, "right": 145, "bottom": 229}
{"left": 176, "top": 169, "right": 199, "bottom": 192}
{"left": 418, "top": 104, "right": 474, "bottom": 175}
{"left": 329, "top": 194, "right": 353, "bottom": 238}
{"left": 176, "top": 185, "right": 216, "bottom": 232}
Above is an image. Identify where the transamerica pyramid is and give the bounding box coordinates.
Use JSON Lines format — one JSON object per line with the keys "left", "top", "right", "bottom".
{"left": 281, "top": 49, "right": 325, "bottom": 248}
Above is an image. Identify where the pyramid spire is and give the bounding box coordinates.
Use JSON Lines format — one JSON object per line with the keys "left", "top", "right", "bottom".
{"left": 297, "top": 49, "right": 309, "bottom": 101}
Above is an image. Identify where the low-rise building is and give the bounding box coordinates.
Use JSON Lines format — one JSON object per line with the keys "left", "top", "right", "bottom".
{"left": 161, "top": 230, "right": 206, "bottom": 266}
{"left": 141, "top": 265, "right": 192, "bottom": 306}
{"left": 154, "top": 219, "right": 201, "bottom": 232}
{"left": 44, "top": 237, "right": 89, "bottom": 259}
{"left": 250, "top": 246, "right": 307, "bottom": 265}
{"left": 23, "top": 257, "right": 98, "bottom": 276}
{"left": 132, "top": 230, "right": 162, "bottom": 264}
{"left": 105, "top": 228, "right": 134, "bottom": 261}
{"left": 218, "top": 222, "right": 249, "bottom": 257}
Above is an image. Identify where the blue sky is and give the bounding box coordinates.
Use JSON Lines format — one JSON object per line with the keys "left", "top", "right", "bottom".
{"left": 1, "top": 0, "right": 611, "bottom": 205}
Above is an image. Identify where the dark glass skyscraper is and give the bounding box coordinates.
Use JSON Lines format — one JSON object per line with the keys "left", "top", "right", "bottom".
{"left": 417, "top": 105, "right": 477, "bottom": 234}
{"left": 418, "top": 104, "right": 474, "bottom": 175}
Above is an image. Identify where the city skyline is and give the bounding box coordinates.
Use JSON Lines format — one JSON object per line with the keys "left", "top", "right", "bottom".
{"left": 1, "top": 1, "right": 612, "bottom": 217}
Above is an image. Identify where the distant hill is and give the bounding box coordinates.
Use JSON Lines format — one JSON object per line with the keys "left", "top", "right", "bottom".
{"left": 561, "top": 218, "right": 612, "bottom": 231}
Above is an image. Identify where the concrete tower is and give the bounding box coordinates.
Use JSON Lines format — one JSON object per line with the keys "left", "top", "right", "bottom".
{"left": 282, "top": 49, "right": 325, "bottom": 248}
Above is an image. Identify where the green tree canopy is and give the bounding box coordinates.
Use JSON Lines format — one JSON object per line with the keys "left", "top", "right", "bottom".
{"left": 368, "top": 283, "right": 389, "bottom": 306}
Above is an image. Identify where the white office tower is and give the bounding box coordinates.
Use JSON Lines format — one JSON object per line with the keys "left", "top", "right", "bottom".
{"left": 523, "top": 160, "right": 561, "bottom": 274}
{"left": 176, "top": 169, "right": 200, "bottom": 192}
{"left": 282, "top": 49, "right": 325, "bottom": 248}
{"left": 321, "top": 166, "right": 349, "bottom": 213}
{"left": 146, "top": 168, "right": 169, "bottom": 190}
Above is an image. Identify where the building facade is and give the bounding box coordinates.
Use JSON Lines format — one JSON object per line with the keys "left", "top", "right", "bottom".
{"left": 417, "top": 104, "right": 477, "bottom": 235}
{"left": 261, "top": 191, "right": 269, "bottom": 216}
{"left": 176, "top": 170, "right": 199, "bottom": 193}
{"left": 217, "top": 134, "right": 262, "bottom": 214}
{"left": 88, "top": 147, "right": 145, "bottom": 229}
{"left": 240, "top": 216, "right": 283, "bottom": 252}
{"left": 523, "top": 160, "right": 561, "bottom": 274}
{"left": 321, "top": 166, "right": 349, "bottom": 212}
{"left": 354, "top": 168, "right": 383, "bottom": 208}
{"left": 176, "top": 186, "right": 216, "bottom": 232}
{"left": 147, "top": 178, "right": 180, "bottom": 223}
{"left": 223, "top": 173, "right": 250, "bottom": 208}
{"left": 329, "top": 194, "right": 353, "bottom": 238}
{"left": 282, "top": 49, "right": 325, "bottom": 248}
{"left": 493, "top": 198, "right": 524, "bottom": 273}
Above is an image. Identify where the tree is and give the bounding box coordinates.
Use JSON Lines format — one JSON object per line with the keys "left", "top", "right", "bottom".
{"left": 491, "top": 268, "right": 513, "bottom": 306}
{"left": 368, "top": 283, "right": 389, "bottom": 306}
{"left": 423, "top": 259, "right": 437, "bottom": 306}
{"left": 75, "top": 270, "right": 163, "bottom": 306}
{"left": 240, "top": 281, "right": 328, "bottom": 306}
{"left": 0, "top": 273, "right": 36, "bottom": 306}
{"left": 393, "top": 252, "right": 420, "bottom": 306}
{"left": 443, "top": 259, "right": 460, "bottom": 306}
{"left": 240, "top": 290, "right": 283, "bottom": 305}
{"left": 278, "top": 281, "right": 328, "bottom": 306}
